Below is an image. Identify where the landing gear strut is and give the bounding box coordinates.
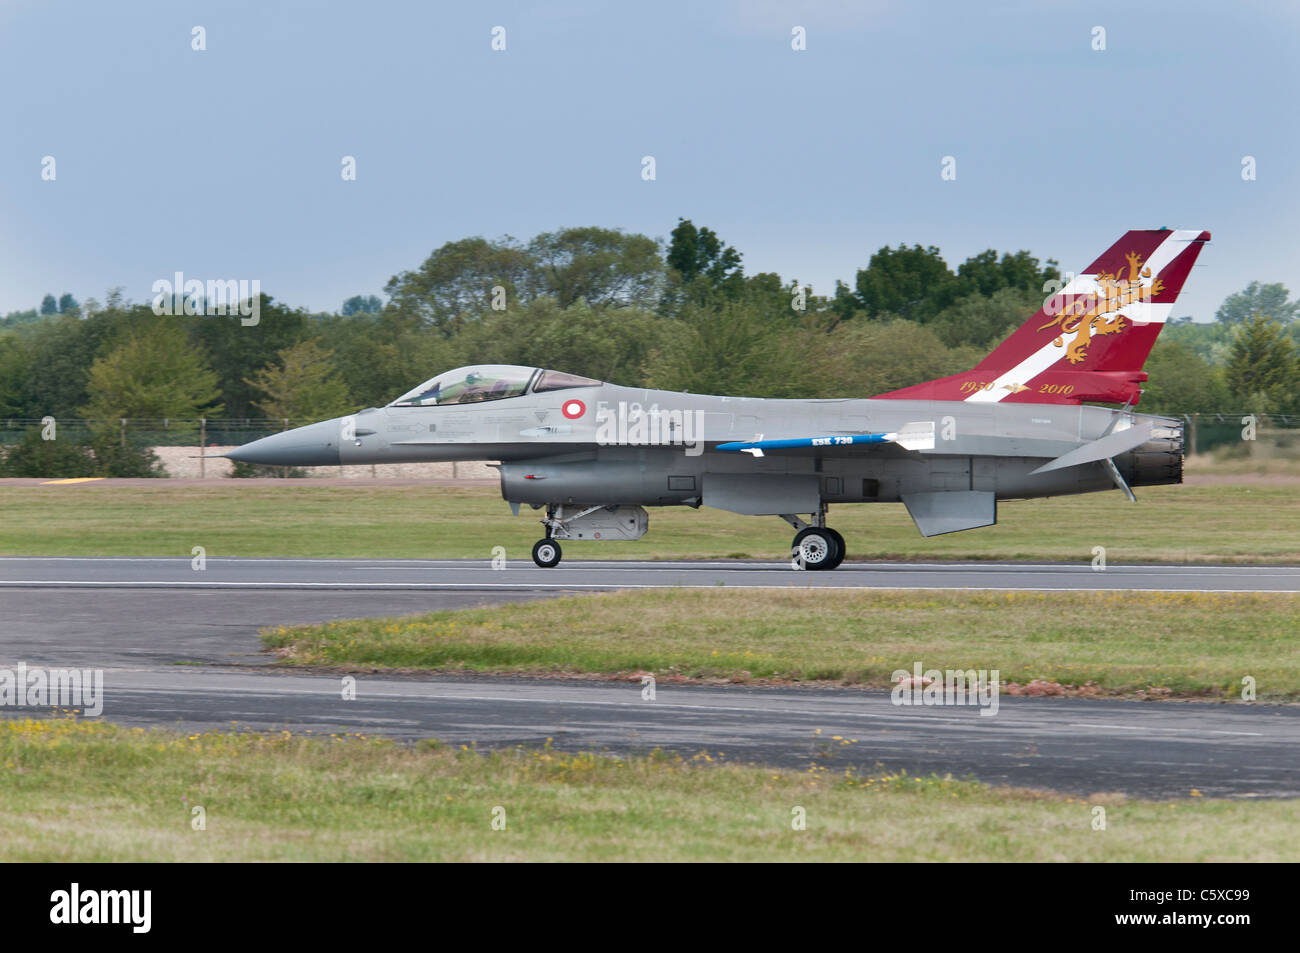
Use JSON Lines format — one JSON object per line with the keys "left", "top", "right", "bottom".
{"left": 781, "top": 508, "right": 846, "bottom": 571}
{"left": 532, "top": 504, "right": 563, "bottom": 568}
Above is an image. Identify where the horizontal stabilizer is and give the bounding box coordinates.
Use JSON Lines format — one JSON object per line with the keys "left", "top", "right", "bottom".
{"left": 1029, "top": 422, "right": 1153, "bottom": 475}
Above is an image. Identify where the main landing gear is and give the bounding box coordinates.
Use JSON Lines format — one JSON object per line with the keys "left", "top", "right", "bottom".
{"left": 782, "top": 510, "right": 845, "bottom": 571}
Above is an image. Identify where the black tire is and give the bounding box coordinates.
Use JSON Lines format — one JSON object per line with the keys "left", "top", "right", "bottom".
{"left": 791, "top": 527, "right": 837, "bottom": 571}
{"left": 532, "top": 538, "right": 562, "bottom": 568}
{"left": 823, "top": 528, "right": 846, "bottom": 570}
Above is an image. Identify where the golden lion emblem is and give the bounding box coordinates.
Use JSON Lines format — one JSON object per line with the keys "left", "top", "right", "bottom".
{"left": 1039, "top": 250, "right": 1164, "bottom": 364}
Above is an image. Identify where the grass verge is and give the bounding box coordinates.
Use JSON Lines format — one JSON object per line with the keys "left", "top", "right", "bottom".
{"left": 1, "top": 718, "right": 1292, "bottom": 862}
{"left": 2, "top": 482, "right": 1298, "bottom": 563}
{"left": 263, "top": 588, "right": 1300, "bottom": 699}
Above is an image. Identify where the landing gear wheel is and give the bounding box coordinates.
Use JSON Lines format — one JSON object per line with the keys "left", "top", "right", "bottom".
{"left": 791, "top": 527, "right": 838, "bottom": 571}
{"left": 823, "top": 528, "right": 846, "bottom": 570}
{"left": 532, "top": 538, "right": 562, "bottom": 568}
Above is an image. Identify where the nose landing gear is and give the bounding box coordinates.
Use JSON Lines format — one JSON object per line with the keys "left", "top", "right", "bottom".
{"left": 531, "top": 538, "right": 562, "bottom": 568}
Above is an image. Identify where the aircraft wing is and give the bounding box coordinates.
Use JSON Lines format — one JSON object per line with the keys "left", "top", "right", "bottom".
{"left": 716, "top": 421, "right": 935, "bottom": 457}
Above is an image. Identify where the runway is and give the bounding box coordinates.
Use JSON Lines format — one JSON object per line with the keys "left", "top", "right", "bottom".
{"left": 3, "top": 555, "right": 1297, "bottom": 592}
{"left": 3, "top": 557, "right": 1292, "bottom": 668}
{"left": 3, "top": 666, "right": 1295, "bottom": 800}
{"left": 1, "top": 556, "right": 1295, "bottom": 799}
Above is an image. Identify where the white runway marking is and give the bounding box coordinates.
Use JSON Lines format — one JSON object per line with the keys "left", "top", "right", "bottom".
{"left": 0, "top": 580, "right": 1287, "bottom": 594}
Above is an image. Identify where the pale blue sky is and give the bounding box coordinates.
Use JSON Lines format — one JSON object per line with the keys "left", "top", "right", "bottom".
{"left": 3, "top": 0, "right": 1298, "bottom": 321}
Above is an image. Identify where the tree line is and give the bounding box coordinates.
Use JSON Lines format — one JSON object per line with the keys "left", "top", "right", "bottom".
{"left": 1, "top": 219, "right": 1297, "bottom": 477}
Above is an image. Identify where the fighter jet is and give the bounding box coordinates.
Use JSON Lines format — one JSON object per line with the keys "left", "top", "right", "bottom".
{"left": 227, "top": 228, "right": 1208, "bottom": 569}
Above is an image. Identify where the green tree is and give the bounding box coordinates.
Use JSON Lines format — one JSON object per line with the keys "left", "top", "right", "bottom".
{"left": 341, "top": 295, "right": 383, "bottom": 316}
{"left": 927, "top": 287, "right": 1041, "bottom": 350}
{"left": 1215, "top": 282, "right": 1299, "bottom": 326}
{"left": 87, "top": 433, "right": 166, "bottom": 477}
{"left": 0, "top": 308, "right": 39, "bottom": 328}
{"left": 190, "top": 295, "right": 309, "bottom": 417}
{"left": 821, "top": 318, "right": 975, "bottom": 397}
{"left": 1161, "top": 318, "right": 1236, "bottom": 366}
{"left": 40, "top": 294, "right": 58, "bottom": 315}
{"left": 0, "top": 427, "right": 164, "bottom": 478}
{"left": 0, "top": 333, "right": 32, "bottom": 416}
{"left": 57, "top": 293, "right": 79, "bottom": 315}
{"left": 0, "top": 428, "right": 93, "bottom": 477}
{"left": 81, "top": 322, "right": 224, "bottom": 423}
{"left": 244, "top": 339, "right": 354, "bottom": 421}
{"left": 644, "top": 298, "right": 782, "bottom": 397}
{"left": 13, "top": 302, "right": 132, "bottom": 418}
{"left": 826, "top": 279, "right": 862, "bottom": 325}
{"left": 317, "top": 310, "right": 466, "bottom": 408}
{"left": 1139, "top": 340, "right": 1229, "bottom": 414}
{"left": 457, "top": 298, "right": 664, "bottom": 386}
{"left": 384, "top": 236, "right": 536, "bottom": 332}
{"left": 1224, "top": 316, "right": 1298, "bottom": 412}
{"left": 528, "top": 226, "right": 665, "bottom": 309}
{"left": 664, "top": 218, "right": 743, "bottom": 304}
{"left": 739, "top": 272, "right": 808, "bottom": 326}
{"left": 954, "top": 249, "right": 1059, "bottom": 299}
{"left": 854, "top": 244, "right": 956, "bottom": 321}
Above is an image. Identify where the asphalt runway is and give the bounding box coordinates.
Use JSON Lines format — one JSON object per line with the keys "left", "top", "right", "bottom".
{"left": 1, "top": 556, "right": 1296, "bottom": 799}
{"left": 3, "top": 555, "right": 1298, "bottom": 592}
{"left": 3, "top": 556, "right": 1292, "bottom": 667}
{"left": 2, "top": 667, "right": 1295, "bottom": 800}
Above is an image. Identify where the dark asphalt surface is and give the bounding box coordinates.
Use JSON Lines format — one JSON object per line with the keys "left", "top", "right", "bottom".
{"left": 0, "top": 556, "right": 1295, "bottom": 799}
{"left": 2, "top": 555, "right": 1297, "bottom": 593}
{"left": 1, "top": 667, "right": 1293, "bottom": 800}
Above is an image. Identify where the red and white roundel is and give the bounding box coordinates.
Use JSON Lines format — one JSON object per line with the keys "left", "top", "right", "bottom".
{"left": 561, "top": 399, "right": 586, "bottom": 419}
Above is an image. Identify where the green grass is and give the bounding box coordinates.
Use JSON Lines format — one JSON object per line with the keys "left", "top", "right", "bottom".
{"left": 2, "top": 718, "right": 1292, "bottom": 862}
{"left": 2, "top": 481, "right": 1298, "bottom": 563}
{"left": 263, "top": 588, "right": 1300, "bottom": 699}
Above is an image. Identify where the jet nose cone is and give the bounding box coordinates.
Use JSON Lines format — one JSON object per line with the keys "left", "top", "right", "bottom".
{"left": 225, "top": 419, "right": 343, "bottom": 467}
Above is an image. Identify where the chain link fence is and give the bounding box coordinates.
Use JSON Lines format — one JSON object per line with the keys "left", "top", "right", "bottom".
{"left": 1179, "top": 412, "right": 1298, "bottom": 454}
{"left": 0, "top": 418, "right": 308, "bottom": 448}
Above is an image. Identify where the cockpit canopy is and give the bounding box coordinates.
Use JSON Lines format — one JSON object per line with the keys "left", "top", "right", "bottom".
{"left": 388, "top": 365, "right": 601, "bottom": 407}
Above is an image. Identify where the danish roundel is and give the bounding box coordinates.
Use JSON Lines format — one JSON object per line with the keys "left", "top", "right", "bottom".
{"left": 561, "top": 399, "right": 586, "bottom": 419}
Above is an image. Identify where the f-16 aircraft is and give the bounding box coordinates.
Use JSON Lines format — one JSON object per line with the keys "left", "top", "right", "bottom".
{"left": 228, "top": 228, "right": 1208, "bottom": 569}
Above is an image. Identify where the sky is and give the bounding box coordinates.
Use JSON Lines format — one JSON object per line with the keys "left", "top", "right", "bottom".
{"left": 3, "top": 0, "right": 1298, "bottom": 322}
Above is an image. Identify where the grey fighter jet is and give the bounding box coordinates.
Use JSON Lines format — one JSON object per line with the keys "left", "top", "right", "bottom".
{"left": 227, "top": 228, "right": 1208, "bottom": 569}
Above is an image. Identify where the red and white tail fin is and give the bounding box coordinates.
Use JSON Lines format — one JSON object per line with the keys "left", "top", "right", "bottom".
{"left": 873, "top": 228, "right": 1211, "bottom": 405}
